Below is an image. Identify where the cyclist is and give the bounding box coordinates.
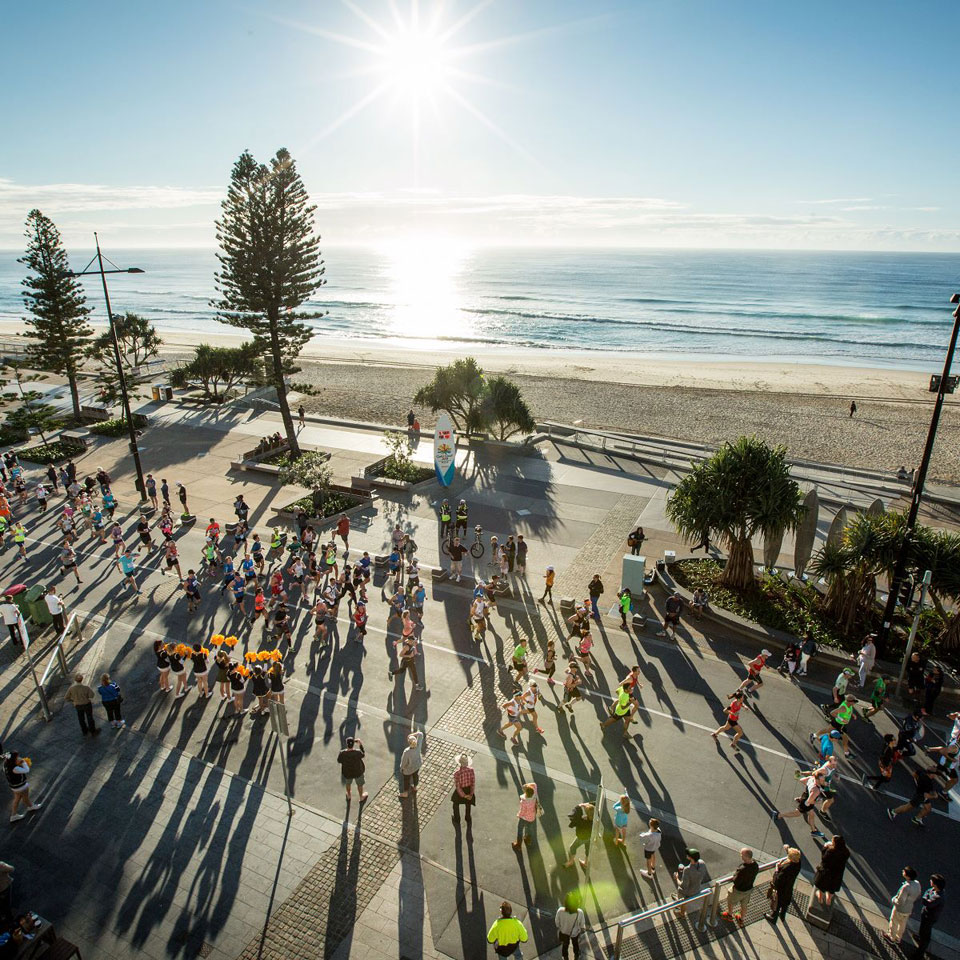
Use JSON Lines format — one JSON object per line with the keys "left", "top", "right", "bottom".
{"left": 455, "top": 500, "right": 468, "bottom": 536}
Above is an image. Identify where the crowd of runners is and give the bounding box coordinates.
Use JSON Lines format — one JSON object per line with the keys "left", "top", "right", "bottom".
{"left": 0, "top": 444, "right": 956, "bottom": 957}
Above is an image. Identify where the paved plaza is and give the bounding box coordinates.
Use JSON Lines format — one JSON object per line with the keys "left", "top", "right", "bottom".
{"left": 0, "top": 398, "right": 958, "bottom": 960}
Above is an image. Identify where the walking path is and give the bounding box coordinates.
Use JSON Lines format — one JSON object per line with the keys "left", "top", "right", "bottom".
{"left": 0, "top": 399, "right": 957, "bottom": 960}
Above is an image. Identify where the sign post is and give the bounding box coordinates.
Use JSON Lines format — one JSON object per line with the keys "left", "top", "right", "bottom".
{"left": 433, "top": 413, "right": 457, "bottom": 487}
{"left": 268, "top": 699, "right": 293, "bottom": 817}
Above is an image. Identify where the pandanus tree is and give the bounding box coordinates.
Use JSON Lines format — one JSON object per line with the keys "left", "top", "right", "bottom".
{"left": 666, "top": 436, "right": 805, "bottom": 591}
{"left": 913, "top": 525, "right": 960, "bottom": 650}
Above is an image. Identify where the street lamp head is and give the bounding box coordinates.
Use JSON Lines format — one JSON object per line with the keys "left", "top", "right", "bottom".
{"left": 127, "top": 267, "right": 145, "bottom": 274}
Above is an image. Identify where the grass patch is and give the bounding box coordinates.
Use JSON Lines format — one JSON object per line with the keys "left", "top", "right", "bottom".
{"left": 18, "top": 438, "right": 86, "bottom": 465}
{"left": 672, "top": 558, "right": 852, "bottom": 653}
{"left": 87, "top": 414, "right": 149, "bottom": 437}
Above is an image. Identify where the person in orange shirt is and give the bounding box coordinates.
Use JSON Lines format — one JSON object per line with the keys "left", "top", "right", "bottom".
{"left": 538, "top": 566, "right": 555, "bottom": 605}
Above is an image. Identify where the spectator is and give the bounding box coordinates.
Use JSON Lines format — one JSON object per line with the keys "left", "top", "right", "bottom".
{"left": 797, "top": 632, "right": 817, "bottom": 676}
{"left": 97, "top": 673, "right": 125, "bottom": 729}
{"left": 512, "top": 782, "right": 539, "bottom": 850}
{"left": 674, "top": 848, "right": 707, "bottom": 917}
{"left": 905, "top": 651, "right": 926, "bottom": 698}
{"left": 721, "top": 848, "right": 758, "bottom": 924}
{"left": 64, "top": 673, "right": 98, "bottom": 736}
{"left": 4, "top": 752, "right": 40, "bottom": 824}
{"left": 486, "top": 902, "right": 528, "bottom": 959}
{"left": 658, "top": 592, "right": 683, "bottom": 638}
{"left": 912, "top": 875, "right": 945, "bottom": 960}
{"left": 555, "top": 892, "right": 586, "bottom": 960}
{"left": 0, "top": 860, "right": 13, "bottom": 923}
{"left": 617, "top": 588, "right": 632, "bottom": 629}
{"left": 337, "top": 737, "right": 368, "bottom": 803}
{"left": 398, "top": 730, "right": 424, "bottom": 799}
{"left": 451, "top": 754, "right": 476, "bottom": 826}
{"left": 764, "top": 846, "right": 801, "bottom": 925}
{"left": 587, "top": 574, "right": 604, "bottom": 620}
{"left": 884, "top": 866, "right": 921, "bottom": 945}
{"left": 44, "top": 586, "right": 66, "bottom": 635}
{"left": 855, "top": 634, "right": 877, "bottom": 688}
{"left": 692, "top": 588, "right": 709, "bottom": 620}
{"left": 0, "top": 597, "right": 22, "bottom": 650}
{"left": 812, "top": 835, "right": 849, "bottom": 909}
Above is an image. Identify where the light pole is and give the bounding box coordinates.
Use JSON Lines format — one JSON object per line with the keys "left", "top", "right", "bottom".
{"left": 877, "top": 293, "right": 960, "bottom": 651}
{"left": 67, "top": 234, "right": 148, "bottom": 506}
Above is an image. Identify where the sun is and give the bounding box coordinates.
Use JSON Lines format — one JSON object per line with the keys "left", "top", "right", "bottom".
{"left": 378, "top": 24, "right": 452, "bottom": 100}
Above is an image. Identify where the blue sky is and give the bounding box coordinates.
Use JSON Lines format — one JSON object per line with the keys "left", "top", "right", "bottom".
{"left": 1, "top": 0, "right": 958, "bottom": 249}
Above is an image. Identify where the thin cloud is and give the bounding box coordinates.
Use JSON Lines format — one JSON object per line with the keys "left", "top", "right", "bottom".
{"left": 0, "top": 178, "right": 221, "bottom": 213}
{"left": 796, "top": 197, "right": 873, "bottom": 205}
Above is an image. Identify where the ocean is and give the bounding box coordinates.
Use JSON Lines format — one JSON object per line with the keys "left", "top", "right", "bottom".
{"left": 0, "top": 246, "right": 958, "bottom": 369}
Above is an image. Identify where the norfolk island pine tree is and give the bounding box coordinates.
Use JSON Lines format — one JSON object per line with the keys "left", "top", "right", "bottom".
{"left": 19, "top": 210, "right": 94, "bottom": 422}
{"left": 212, "top": 148, "right": 326, "bottom": 457}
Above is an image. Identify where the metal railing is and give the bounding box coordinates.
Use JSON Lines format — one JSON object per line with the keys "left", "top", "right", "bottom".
{"left": 39, "top": 612, "right": 82, "bottom": 688}
{"left": 611, "top": 857, "right": 781, "bottom": 958}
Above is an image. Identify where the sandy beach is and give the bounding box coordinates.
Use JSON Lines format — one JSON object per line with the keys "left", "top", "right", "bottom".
{"left": 2, "top": 321, "right": 957, "bottom": 483}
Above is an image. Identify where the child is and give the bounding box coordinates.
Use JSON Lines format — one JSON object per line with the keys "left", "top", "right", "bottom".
{"left": 534, "top": 638, "right": 557, "bottom": 686}
{"left": 613, "top": 794, "right": 630, "bottom": 845}
{"left": 639, "top": 818, "right": 662, "bottom": 878}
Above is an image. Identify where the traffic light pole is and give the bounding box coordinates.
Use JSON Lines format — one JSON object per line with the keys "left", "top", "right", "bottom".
{"left": 877, "top": 293, "right": 960, "bottom": 651}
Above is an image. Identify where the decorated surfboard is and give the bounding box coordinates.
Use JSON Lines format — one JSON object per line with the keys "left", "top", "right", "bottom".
{"left": 434, "top": 413, "right": 456, "bottom": 487}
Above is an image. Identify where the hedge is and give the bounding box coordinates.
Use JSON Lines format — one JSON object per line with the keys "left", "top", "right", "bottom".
{"left": 87, "top": 414, "right": 149, "bottom": 437}
{"left": 18, "top": 439, "right": 86, "bottom": 465}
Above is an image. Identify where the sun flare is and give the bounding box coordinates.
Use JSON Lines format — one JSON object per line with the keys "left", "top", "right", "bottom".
{"left": 378, "top": 25, "right": 452, "bottom": 100}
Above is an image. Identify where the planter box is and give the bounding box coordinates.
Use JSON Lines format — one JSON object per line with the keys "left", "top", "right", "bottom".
{"left": 272, "top": 485, "right": 374, "bottom": 524}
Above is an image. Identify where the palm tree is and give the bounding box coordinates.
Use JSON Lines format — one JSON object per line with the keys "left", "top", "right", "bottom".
{"left": 666, "top": 436, "right": 805, "bottom": 591}
{"left": 914, "top": 526, "right": 960, "bottom": 649}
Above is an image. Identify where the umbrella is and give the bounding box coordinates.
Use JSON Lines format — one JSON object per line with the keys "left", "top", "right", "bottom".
{"left": 793, "top": 487, "right": 820, "bottom": 579}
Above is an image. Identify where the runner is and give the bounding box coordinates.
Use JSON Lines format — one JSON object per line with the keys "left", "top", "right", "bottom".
{"left": 59, "top": 540, "right": 82, "bottom": 585}
{"left": 862, "top": 674, "right": 891, "bottom": 720}
{"left": 511, "top": 638, "right": 529, "bottom": 687}
{"left": 109, "top": 520, "right": 126, "bottom": 558}
{"left": 271, "top": 603, "right": 293, "bottom": 644}
{"left": 533, "top": 638, "right": 557, "bottom": 686}
{"left": 249, "top": 587, "right": 268, "bottom": 627}
{"left": 887, "top": 767, "right": 940, "bottom": 828}
{"left": 771, "top": 769, "right": 826, "bottom": 837}
{"left": 250, "top": 533, "right": 265, "bottom": 574}
{"left": 182, "top": 569, "right": 201, "bottom": 613}
{"left": 160, "top": 539, "right": 183, "bottom": 581}
{"left": 521, "top": 681, "right": 545, "bottom": 734}
{"left": 812, "top": 694, "right": 857, "bottom": 758}
{"left": 711, "top": 691, "right": 752, "bottom": 751}
{"left": 335, "top": 513, "right": 350, "bottom": 552}
{"left": 219, "top": 555, "right": 237, "bottom": 595}
{"left": 576, "top": 631, "right": 595, "bottom": 680}
{"left": 312, "top": 597, "right": 330, "bottom": 644}
{"left": 561, "top": 660, "right": 584, "bottom": 715}
{"left": 601, "top": 683, "right": 636, "bottom": 736}
{"left": 352, "top": 601, "right": 368, "bottom": 642}
{"left": 115, "top": 548, "right": 141, "bottom": 596}
{"left": 498, "top": 692, "right": 524, "bottom": 744}
{"left": 135, "top": 517, "right": 155, "bottom": 553}
{"left": 35, "top": 482, "right": 48, "bottom": 515}
{"left": 389, "top": 634, "right": 423, "bottom": 691}
{"left": 734, "top": 649, "right": 773, "bottom": 698}
{"left": 862, "top": 733, "right": 900, "bottom": 791}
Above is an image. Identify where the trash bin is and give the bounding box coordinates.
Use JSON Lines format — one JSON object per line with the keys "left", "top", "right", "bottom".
{"left": 162, "top": 385, "right": 173, "bottom": 401}
{"left": 24, "top": 584, "right": 52, "bottom": 626}
{"left": 151, "top": 384, "right": 162, "bottom": 403}
{"left": 1, "top": 583, "right": 28, "bottom": 616}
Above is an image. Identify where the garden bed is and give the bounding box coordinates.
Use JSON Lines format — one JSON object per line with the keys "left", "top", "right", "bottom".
{"left": 275, "top": 486, "right": 371, "bottom": 521}
{"left": 671, "top": 558, "right": 928, "bottom": 659}
{"left": 87, "top": 414, "right": 149, "bottom": 437}
{"left": 18, "top": 438, "right": 86, "bottom": 465}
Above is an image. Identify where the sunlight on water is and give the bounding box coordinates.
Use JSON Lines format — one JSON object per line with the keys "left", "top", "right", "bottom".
{"left": 377, "top": 236, "right": 473, "bottom": 343}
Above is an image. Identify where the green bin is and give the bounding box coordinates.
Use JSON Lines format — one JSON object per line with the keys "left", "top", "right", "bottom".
{"left": 24, "top": 584, "right": 52, "bottom": 626}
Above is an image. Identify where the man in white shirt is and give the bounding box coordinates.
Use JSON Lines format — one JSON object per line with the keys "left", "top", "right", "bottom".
{"left": 0, "top": 597, "right": 22, "bottom": 648}
{"left": 44, "top": 586, "right": 66, "bottom": 635}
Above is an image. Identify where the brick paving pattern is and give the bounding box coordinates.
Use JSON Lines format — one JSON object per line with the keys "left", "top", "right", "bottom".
{"left": 235, "top": 738, "right": 462, "bottom": 960}
{"left": 553, "top": 494, "right": 646, "bottom": 599}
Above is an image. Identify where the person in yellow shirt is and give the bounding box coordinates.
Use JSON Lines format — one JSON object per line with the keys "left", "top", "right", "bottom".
{"left": 538, "top": 565, "right": 555, "bottom": 605}
{"left": 487, "top": 902, "right": 528, "bottom": 957}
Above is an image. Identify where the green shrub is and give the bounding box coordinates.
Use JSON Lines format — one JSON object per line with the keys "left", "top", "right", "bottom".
{"left": 87, "top": 414, "right": 149, "bottom": 437}
{"left": 261, "top": 451, "right": 292, "bottom": 466}
{"left": 0, "top": 426, "right": 27, "bottom": 447}
{"left": 378, "top": 459, "right": 433, "bottom": 483}
{"left": 285, "top": 492, "right": 363, "bottom": 519}
{"left": 18, "top": 439, "right": 85, "bottom": 464}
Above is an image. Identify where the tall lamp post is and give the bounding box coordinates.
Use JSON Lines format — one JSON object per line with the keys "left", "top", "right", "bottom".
{"left": 67, "top": 233, "right": 148, "bottom": 506}
{"left": 877, "top": 292, "right": 960, "bottom": 651}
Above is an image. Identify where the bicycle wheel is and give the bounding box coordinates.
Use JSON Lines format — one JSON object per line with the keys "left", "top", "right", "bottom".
{"left": 441, "top": 539, "right": 452, "bottom": 558}
{"left": 470, "top": 541, "right": 484, "bottom": 559}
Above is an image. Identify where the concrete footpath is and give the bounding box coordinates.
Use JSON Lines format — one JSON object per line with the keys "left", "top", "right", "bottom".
{"left": 0, "top": 399, "right": 958, "bottom": 960}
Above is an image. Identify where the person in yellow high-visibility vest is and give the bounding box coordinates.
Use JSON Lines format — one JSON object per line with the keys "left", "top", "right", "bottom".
{"left": 13, "top": 522, "right": 27, "bottom": 561}
{"left": 487, "top": 902, "right": 528, "bottom": 958}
